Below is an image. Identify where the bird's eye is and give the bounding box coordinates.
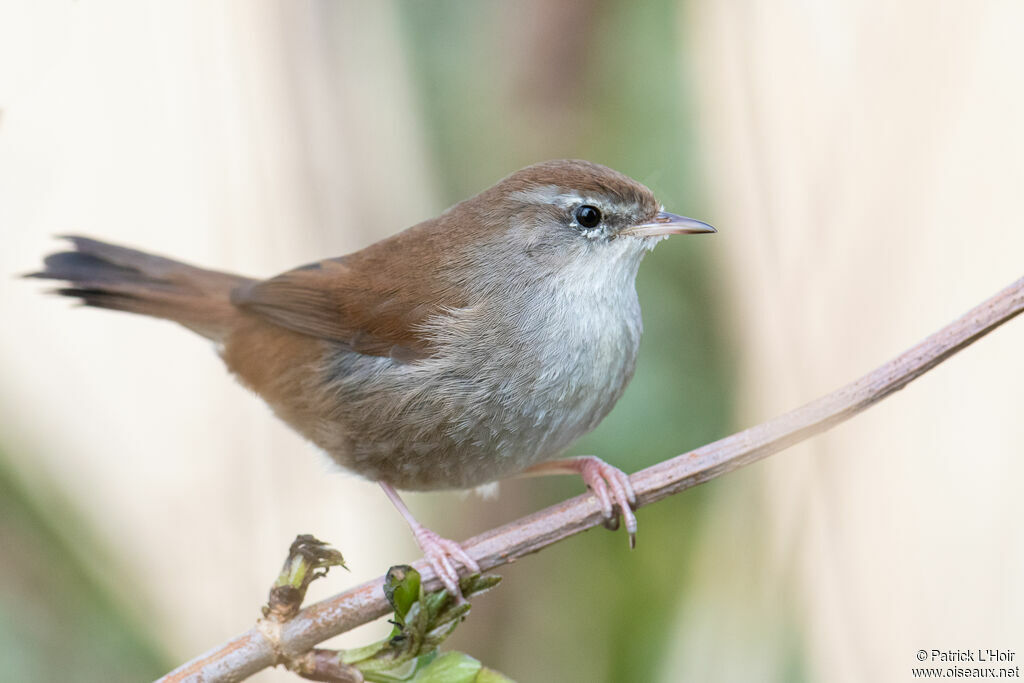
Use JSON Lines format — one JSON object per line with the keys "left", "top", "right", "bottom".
{"left": 575, "top": 205, "right": 602, "bottom": 229}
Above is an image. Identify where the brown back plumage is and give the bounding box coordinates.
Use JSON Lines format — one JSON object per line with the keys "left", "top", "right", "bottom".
{"left": 229, "top": 223, "right": 464, "bottom": 362}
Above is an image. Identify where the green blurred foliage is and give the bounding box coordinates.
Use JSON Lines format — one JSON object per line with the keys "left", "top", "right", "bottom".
{"left": 0, "top": 454, "right": 168, "bottom": 682}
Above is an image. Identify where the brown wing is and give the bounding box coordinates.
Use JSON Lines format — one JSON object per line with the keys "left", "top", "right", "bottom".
{"left": 231, "top": 251, "right": 456, "bottom": 362}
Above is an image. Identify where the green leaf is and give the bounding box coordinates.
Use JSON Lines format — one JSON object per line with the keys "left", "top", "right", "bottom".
{"left": 384, "top": 565, "right": 422, "bottom": 625}
{"left": 476, "top": 667, "right": 515, "bottom": 683}
{"left": 410, "top": 651, "right": 482, "bottom": 682}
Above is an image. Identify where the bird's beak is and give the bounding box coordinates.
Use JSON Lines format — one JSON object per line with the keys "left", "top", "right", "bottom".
{"left": 620, "top": 212, "right": 716, "bottom": 238}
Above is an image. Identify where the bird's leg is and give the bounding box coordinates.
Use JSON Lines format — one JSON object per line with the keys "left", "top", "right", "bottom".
{"left": 378, "top": 482, "right": 480, "bottom": 598}
{"left": 521, "top": 456, "right": 638, "bottom": 548}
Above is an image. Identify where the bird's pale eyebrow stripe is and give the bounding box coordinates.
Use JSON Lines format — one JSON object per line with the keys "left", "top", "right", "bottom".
{"left": 507, "top": 187, "right": 635, "bottom": 216}
{"left": 507, "top": 186, "right": 582, "bottom": 207}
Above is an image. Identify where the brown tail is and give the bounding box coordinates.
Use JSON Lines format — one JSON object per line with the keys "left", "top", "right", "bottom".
{"left": 28, "top": 236, "right": 254, "bottom": 341}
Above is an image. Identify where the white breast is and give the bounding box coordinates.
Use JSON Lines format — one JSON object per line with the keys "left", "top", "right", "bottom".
{"left": 418, "top": 238, "right": 646, "bottom": 472}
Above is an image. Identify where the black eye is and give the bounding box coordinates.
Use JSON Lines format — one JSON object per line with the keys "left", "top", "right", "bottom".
{"left": 575, "top": 205, "right": 602, "bottom": 229}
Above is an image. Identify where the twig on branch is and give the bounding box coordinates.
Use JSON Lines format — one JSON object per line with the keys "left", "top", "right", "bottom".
{"left": 159, "top": 275, "right": 1024, "bottom": 683}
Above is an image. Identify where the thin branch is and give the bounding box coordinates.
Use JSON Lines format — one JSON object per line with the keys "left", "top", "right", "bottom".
{"left": 160, "top": 275, "right": 1024, "bottom": 683}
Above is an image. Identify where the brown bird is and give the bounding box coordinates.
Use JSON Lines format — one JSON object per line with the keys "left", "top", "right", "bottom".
{"left": 29, "top": 159, "right": 714, "bottom": 596}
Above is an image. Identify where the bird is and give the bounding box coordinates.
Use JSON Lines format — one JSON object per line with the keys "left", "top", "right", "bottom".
{"left": 29, "top": 159, "right": 715, "bottom": 597}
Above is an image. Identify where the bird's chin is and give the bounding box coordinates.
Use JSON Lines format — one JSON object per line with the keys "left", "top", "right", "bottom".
{"left": 601, "top": 232, "right": 664, "bottom": 268}
{"left": 616, "top": 233, "right": 669, "bottom": 252}
{"left": 639, "top": 234, "right": 670, "bottom": 251}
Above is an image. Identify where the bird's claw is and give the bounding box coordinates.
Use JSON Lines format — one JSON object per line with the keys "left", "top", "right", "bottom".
{"left": 412, "top": 525, "right": 480, "bottom": 599}
{"left": 575, "top": 456, "right": 638, "bottom": 548}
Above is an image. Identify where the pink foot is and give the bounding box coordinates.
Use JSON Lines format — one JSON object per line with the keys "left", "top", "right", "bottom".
{"left": 411, "top": 524, "right": 481, "bottom": 598}
{"left": 523, "top": 456, "right": 638, "bottom": 547}
{"left": 572, "top": 456, "right": 638, "bottom": 548}
{"left": 379, "top": 482, "right": 481, "bottom": 599}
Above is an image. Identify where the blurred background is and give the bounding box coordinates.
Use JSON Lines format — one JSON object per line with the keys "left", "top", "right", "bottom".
{"left": 1, "top": 1, "right": 1022, "bottom": 681}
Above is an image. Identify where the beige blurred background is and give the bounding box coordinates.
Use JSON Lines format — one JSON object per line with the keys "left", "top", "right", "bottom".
{"left": 1, "top": 1, "right": 1022, "bottom": 682}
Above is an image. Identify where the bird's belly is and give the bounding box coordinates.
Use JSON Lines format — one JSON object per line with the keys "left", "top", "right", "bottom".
{"left": 310, "top": 321, "right": 640, "bottom": 490}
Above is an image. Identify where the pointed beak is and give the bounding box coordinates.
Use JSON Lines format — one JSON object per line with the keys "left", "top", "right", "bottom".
{"left": 619, "top": 211, "right": 716, "bottom": 238}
